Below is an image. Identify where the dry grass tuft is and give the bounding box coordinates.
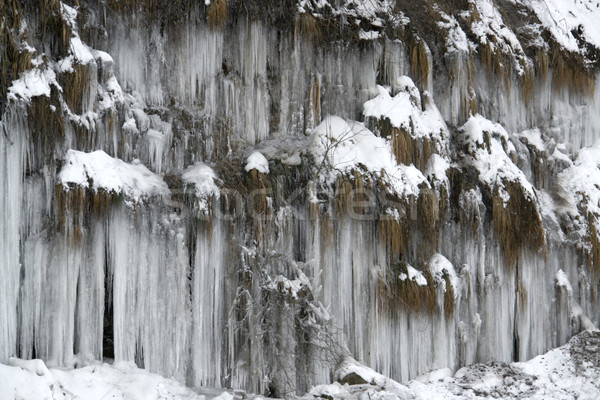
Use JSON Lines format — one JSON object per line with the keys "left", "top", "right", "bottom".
{"left": 28, "top": 87, "right": 65, "bottom": 168}
{"left": 208, "top": 0, "right": 228, "bottom": 29}
{"left": 535, "top": 48, "right": 549, "bottom": 83}
{"left": 39, "top": 0, "right": 72, "bottom": 57}
{"left": 443, "top": 271, "right": 455, "bottom": 320}
{"left": 377, "top": 262, "right": 437, "bottom": 316}
{"left": 60, "top": 64, "right": 94, "bottom": 114}
{"left": 295, "top": 13, "right": 321, "bottom": 42}
{"left": 0, "top": 0, "right": 32, "bottom": 112}
{"left": 378, "top": 215, "right": 408, "bottom": 263}
{"left": 492, "top": 180, "right": 545, "bottom": 269}
{"left": 587, "top": 214, "right": 600, "bottom": 274}
{"left": 521, "top": 64, "right": 535, "bottom": 104}
{"left": 550, "top": 44, "right": 595, "bottom": 96}
{"left": 417, "top": 186, "right": 440, "bottom": 258}
{"left": 406, "top": 34, "right": 430, "bottom": 88}
{"left": 376, "top": 118, "right": 434, "bottom": 172}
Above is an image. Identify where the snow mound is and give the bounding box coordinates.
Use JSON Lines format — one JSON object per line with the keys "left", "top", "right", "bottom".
{"left": 7, "top": 69, "right": 57, "bottom": 103}
{"left": 182, "top": 163, "right": 220, "bottom": 213}
{"left": 59, "top": 150, "right": 169, "bottom": 201}
{"left": 245, "top": 151, "right": 270, "bottom": 174}
{"left": 0, "top": 359, "right": 206, "bottom": 400}
{"left": 427, "top": 253, "right": 458, "bottom": 293}
{"left": 363, "top": 82, "right": 446, "bottom": 140}
{"left": 305, "top": 331, "right": 600, "bottom": 400}
{"left": 183, "top": 163, "right": 220, "bottom": 199}
{"left": 311, "top": 115, "right": 426, "bottom": 198}
{"left": 459, "top": 114, "right": 535, "bottom": 205}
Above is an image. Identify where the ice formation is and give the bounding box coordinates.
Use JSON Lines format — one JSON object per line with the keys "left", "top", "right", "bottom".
{"left": 1, "top": 0, "right": 600, "bottom": 398}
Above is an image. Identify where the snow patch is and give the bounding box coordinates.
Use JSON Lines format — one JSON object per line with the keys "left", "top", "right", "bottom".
{"left": 311, "top": 115, "right": 426, "bottom": 198}
{"left": 459, "top": 114, "right": 535, "bottom": 205}
{"left": 245, "top": 151, "right": 270, "bottom": 174}
{"left": 528, "top": 0, "right": 600, "bottom": 54}
{"left": 58, "top": 150, "right": 169, "bottom": 201}
{"left": 7, "top": 69, "right": 57, "bottom": 102}
{"left": 427, "top": 253, "right": 458, "bottom": 293}
{"left": 0, "top": 358, "right": 206, "bottom": 400}
{"left": 363, "top": 83, "right": 446, "bottom": 140}
{"left": 399, "top": 264, "right": 428, "bottom": 286}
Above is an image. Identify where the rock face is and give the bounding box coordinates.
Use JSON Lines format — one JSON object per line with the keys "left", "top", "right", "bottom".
{"left": 1, "top": 0, "right": 600, "bottom": 396}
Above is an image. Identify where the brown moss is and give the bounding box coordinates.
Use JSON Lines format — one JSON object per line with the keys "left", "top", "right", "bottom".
{"left": 416, "top": 186, "right": 440, "bottom": 258}
{"left": 535, "top": 48, "right": 549, "bottom": 83}
{"left": 460, "top": 61, "right": 478, "bottom": 120}
{"left": 477, "top": 40, "right": 512, "bottom": 92}
{"left": 332, "top": 172, "right": 375, "bottom": 219}
{"left": 57, "top": 184, "right": 125, "bottom": 245}
{"left": 443, "top": 271, "right": 455, "bottom": 320}
{"left": 39, "top": 0, "right": 72, "bottom": 57}
{"left": 587, "top": 214, "right": 600, "bottom": 274}
{"left": 56, "top": 185, "right": 87, "bottom": 245}
{"left": 295, "top": 13, "right": 321, "bottom": 43}
{"left": 378, "top": 214, "right": 407, "bottom": 262}
{"left": 320, "top": 211, "right": 335, "bottom": 247}
{"left": 208, "top": 0, "right": 227, "bottom": 29}
{"left": 376, "top": 119, "right": 434, "bottom": 172}
{"left": 521, "top": 64, "right": 535, "bottom": 104}
{"left": 309, "top": 74, "right": 321, "bottom": 123}
{"left": 492, "top": 180, "right": 545, "bottom": 269}
{"left": 106, "top": 0, "right": 196, "bottom": 27}
{"left": 92, "top": 189, "right": 113, "bottom": 218}
{"left": 550, "top": 43, "right": 595, "bottom": 96}
{"left": 60, "top": 63, "right": 94, "bottom": 114}
{"left": 28, "top": 87, "right": 65, "bottom": 167}
{"left": 407, "top": 35, "right": 430, "bottom": 88}
{"left": 0, "top": 1, "right": 33, "bottom": 113}
{"left": 377, "top": 263, "right": 436, "bottom": 315}
{"left": 245, "top": 168, "right": 272, "bottom": 242}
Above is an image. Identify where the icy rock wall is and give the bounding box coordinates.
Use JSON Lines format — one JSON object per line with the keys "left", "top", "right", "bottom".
{"left": 1, "top": 0, "right": 600, "bottom": 396}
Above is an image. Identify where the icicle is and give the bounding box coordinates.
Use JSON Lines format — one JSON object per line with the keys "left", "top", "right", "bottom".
{"left": 192, "top": 219, "right": 226, "bottom": 387}
{"left": 0, "top": 108, "right": 26, "bottom": 362}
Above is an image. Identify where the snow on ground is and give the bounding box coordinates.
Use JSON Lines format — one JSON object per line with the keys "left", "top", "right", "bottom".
{"left": 0, "top": 358, "right": 205, "bottom": 400}
{"left": 307, "top": 330, "right": 600, "bottom": 400}
{"left": 59, "top": 149, "right": 170, "bottom": 201}
{"left": 3, "top": 330, "right": 600, "bottom": 399}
